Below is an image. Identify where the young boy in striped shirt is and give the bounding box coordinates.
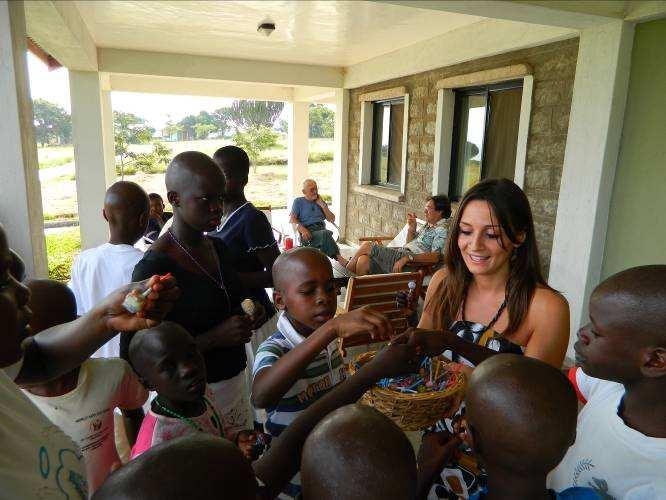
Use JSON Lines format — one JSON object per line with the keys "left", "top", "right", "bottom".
{"left": 251, "top": 247, "right": 391, "bottom": 498}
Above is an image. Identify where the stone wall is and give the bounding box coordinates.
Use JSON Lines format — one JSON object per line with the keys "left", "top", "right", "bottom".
{"left": 344, "top": 38, "right": 579, "bottom": 273}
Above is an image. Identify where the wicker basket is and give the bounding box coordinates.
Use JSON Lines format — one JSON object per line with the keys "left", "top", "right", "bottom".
{"left": 349, "top": 351, "right": 466, "bottom": 431}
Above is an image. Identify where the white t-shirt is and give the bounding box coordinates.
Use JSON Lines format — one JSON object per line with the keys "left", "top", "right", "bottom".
{"left": 0, "top": 364, "right": 88, "bottom": 499}
{"left": 548, "top": 368, "right": 666, "bottom": 499}
{"left": 69, "top": 243, "right": 143, "bottom": 358}
{"left": 23, "top": 358, "right": 148, "bottom": 494}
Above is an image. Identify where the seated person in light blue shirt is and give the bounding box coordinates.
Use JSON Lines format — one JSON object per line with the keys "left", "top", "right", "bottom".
{"left": 290, "top": 179, "right": 347, "bottom": 266}
{"left": 347, "top": 195, "right": 451, "bottom": 276}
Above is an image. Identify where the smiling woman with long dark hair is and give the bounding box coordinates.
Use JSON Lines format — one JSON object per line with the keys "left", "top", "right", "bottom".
{"left": 418, "top": 177, "right": 569, "bottom": 367}
{"left": 413, "top": 178, "right": 570, "bottom": 499}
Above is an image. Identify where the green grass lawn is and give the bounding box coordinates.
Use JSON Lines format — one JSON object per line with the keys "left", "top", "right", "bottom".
{"left": 45, "top": 227, "right": 81, "bottom": 282}
{"left": 39, "top": 137, "right": 333, "bottom": 217}
{"left": 37, "top": 145, "right": 75, "bottom": 169}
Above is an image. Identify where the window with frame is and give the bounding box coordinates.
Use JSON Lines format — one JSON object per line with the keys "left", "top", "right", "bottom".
{"left": 449, "top": 80, "right": 523, "bottom": 200}
{"left": 371, "top": 98, "right": 405, "bottom": 188}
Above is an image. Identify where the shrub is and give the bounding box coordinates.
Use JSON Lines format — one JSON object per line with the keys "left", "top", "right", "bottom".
{"left": 39, "top": 155, "right": 74, "bottom": 169}
{"left": 254, "top": 155, "right": 287, "bottom": 166}
{"left": 43, "top": 212, "right": 77, "bottom": 221}
{"left": 45, "top": 228, "right": 81, "bottom": 282}
{"left": 308, "top": 151, "right": 334, "bottom": 163}
{"left": 116, "top": 163, "right": 138, "bottom": 176}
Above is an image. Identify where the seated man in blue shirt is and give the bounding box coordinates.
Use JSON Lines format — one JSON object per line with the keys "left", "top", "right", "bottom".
{"left": 290, "top": 179, "right": 347, "bottom": 266}
{"left": 346, "top": 195, "right": 451, "bottom": 276}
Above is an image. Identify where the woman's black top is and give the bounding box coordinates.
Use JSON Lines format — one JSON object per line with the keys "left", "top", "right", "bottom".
{"left": 126, "top": 237, "right": 247, "bottom": 383}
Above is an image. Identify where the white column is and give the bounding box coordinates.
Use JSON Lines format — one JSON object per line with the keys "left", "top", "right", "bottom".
{"left": 0, "top": 0, "right": 48, "bottom": 277}
{"left": 548, "top": 20, "right": 635, "bottom": 356}
{"left": 69, "top": 71, "right": 117, "bottom": 250}
{"left": 287, "top": 101, "right": 310, "bottom": 207}
{"left": 332, "top": 89, "right": 350, "bottom": 240}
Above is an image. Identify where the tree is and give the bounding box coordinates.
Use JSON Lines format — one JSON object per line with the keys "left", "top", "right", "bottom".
{"left": 152, "top": 142, "right": 172, "bottom": 167}
{"left": 221, "top": 100, "right": 284, "bottom": 130}
{"left": 232, "top": 126, "right": 279, "bottom": 173}
{"left": 276, "top": 119, "right": 288, "bottom": 134}
{"left": 113, "top": 111, "right": 154, "bottom": 144}
{"left": 309, "top": 104, "right": 334, "bottom": 138}
{"left": 113, "top": 111, "right": 153, "bottom": 178}
{"left": 194, "top": 123, "right": 217, "bottom": 140}
{"left": 163, "top": 121, "right": 183, "bottom": 141}
{"left": 33, "top": 99, "right": 71, "bottom": 145}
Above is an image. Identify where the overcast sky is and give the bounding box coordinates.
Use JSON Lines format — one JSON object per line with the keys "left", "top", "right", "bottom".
{"left": 27, "top": 53, "right": 237, "bottom": 129}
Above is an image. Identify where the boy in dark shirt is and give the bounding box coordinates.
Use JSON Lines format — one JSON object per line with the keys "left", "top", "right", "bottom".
{"left": 128, "top": 151, "right": 264, "bottom": 436}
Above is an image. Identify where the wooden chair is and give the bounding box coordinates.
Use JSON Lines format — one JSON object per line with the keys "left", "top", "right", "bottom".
{"left": 357, "top": 219, "right": 442, "bottom": 295}
{"left": 338, "top": 271, "right": 423, "bottom": 353}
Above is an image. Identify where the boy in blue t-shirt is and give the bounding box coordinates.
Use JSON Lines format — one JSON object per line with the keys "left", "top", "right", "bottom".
{"left": 252, "top": 247, "right": 391, "bottom": 498}
{"left": 289, "top": 179, "right": 347, "bottom": 266}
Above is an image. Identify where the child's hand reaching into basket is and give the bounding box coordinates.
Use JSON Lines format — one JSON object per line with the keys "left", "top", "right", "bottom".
{"left": 364, "top": 334, "right": 421, "bottom": 379}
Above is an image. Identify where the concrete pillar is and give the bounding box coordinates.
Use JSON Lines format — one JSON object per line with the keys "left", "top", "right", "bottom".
{"left": 548, "top": 20, "right": 635, "bottom": 357}
{"left": 332, "top": 89, "right": 350, "bottom": 240}
{"left": 0, "top": 0, "right": 48, "bottom": 277}
{"left": 69, "top": 71, "right": 117, "bottom": 249}
{"left": 287, "top": 101, "right": 310, "bottom": 207}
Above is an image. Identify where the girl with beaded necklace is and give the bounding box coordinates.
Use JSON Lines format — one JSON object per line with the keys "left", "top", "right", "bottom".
{"left": 129, "top": 321, "right": 254, "bottom": 460}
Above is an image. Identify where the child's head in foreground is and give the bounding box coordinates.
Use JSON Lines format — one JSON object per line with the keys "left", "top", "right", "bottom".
{"left": 25, "top": 279, "right": 77, "bottom": 334}
{"left": 300, "top": 404, "right": 417, "bottom": 500}
{"left": 465, "top": 354, "right": 577, "bottom": 476}
{"left": 129, "top": 322, "right": 207, "bottom": 404}
{"left": 19, "top": 279, "right": 78, "bottom": 390}
{"left": 575, "top": 265, "right": 666, "bottom": 384}
{"left": 272, "top": 247, "right": 336, "bottom": 333}
{"left": 92, "top": 434, "right": 256, "bottom": 500}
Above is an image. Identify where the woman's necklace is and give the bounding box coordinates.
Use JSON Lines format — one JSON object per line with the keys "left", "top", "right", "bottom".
{"left": 461, "top": 288, "right": 507, "bottom": 334}
{"left": 168, "top": 229, "right": 225, "bottom": 290}
{"left": 153, "top": 396, "right": 224, "bottom": 437}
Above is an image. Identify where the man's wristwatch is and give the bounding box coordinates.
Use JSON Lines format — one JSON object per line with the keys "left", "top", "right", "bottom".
{"left": 407, "top": 254, "right": 414, "bottom": 262}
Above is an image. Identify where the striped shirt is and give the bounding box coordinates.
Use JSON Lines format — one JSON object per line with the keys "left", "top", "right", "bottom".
{"left": 252, "top": 313, "right": 346, "bottom": 499}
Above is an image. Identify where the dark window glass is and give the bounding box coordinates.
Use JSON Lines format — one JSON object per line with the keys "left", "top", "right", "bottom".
{"left": 449, "top": 81, "right": 523, "bottom": 200}
{"left": 371, "top": 98, "right": 404, "bottom": 188}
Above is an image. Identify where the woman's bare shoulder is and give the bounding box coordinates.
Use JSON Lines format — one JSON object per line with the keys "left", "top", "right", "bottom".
{"left": 429, "top": 267, "right": 448, "bottom": 286}
{"left": 529, "top": 285, "right": 569, "bottom": 318}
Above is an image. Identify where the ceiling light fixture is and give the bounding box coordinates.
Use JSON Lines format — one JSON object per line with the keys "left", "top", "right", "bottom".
{"left": 257, "top": 19, "right": 276, "bottom": 37}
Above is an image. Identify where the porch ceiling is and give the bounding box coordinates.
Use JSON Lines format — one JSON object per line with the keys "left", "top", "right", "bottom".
{"left": 73, "top": 0, "right": 484, "bottom": 67}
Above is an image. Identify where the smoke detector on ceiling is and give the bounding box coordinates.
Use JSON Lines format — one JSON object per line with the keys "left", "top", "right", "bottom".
{"left": 257, "top": 19, "right": 276, "bottom": 37}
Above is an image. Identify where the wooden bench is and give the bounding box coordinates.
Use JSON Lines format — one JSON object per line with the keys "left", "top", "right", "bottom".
{"left": 338, "top": 271, "right": 423, "bottom": 352}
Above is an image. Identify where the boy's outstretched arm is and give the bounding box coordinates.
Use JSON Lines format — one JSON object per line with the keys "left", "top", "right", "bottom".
{"left": 253, "top": 337, "right": 417, "bottom": 499}
{"left": 16, "top": 276, "right": 179, "bottom": 385}
{"left": 251, "top": 308, "right": 392, "bottom": 409}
